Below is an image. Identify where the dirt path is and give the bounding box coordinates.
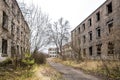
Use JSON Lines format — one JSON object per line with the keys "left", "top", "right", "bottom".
{"left": 48, "top": 60, "right": 101, "bottom": 80}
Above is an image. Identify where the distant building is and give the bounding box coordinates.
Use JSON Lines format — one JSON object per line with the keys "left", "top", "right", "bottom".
{"left": 48, "top": 48, "right": 58, "bottom": 57}
{"left": 0, "top": 0, "right": 30, "bottom": 61}
{"left": 71, "top": 0, "right": 120, "bottom": 60}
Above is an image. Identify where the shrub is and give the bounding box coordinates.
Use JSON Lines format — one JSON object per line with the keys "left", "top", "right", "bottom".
{"left": 0, "top": 58, "right": 12, "bottom": 66}
{"left": 21, "top": 53, "right": 35, "bottom": 67}
{"left": 32, "top": 52, "right": 46, "bottom": 64}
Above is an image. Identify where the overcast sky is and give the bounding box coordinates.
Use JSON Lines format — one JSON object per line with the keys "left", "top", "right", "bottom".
{"left": 18, "top": 0, "right": 106, "bottom": 30}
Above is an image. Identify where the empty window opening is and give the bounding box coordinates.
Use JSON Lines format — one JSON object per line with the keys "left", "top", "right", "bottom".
{"left": 89, "top": 46, "right": 93, "bottom": 56}
{"left": 83, "top": 49, "right": 86, "bottom": 57}
{"left": 78, "top": 27, "right": 80, "bottom": 33}
{"left": 96, "top": 12, "right": 100, "bottom": 21}
{"left": 89, "top": 31, "right": 92, "bottom": 41}
{"left": 82, "top": 23, "right": 85, "bottom": 31}
{"left": 2, "top": 39, "right": 7, "bottom": 56}
{"left": 108, "top": 22, "right": 113, "bottom": 33}
{"left": 108, "top": 42, "right": 114, "bottom": 55}
{"left": 96, "top": 27, "right": 101, "bottom": 38}
{"left": 107, "top": 2, "right": 112, "bottom": 14}
{"left": 17, "top": 45, "right": 19, "bottom": 55}
{"left": 88, "top": 18, "right": 92, "bottom": 26}
{"left": 83, "top": 35, "right": 86, "bottom": 43}
{"left": 97, "top": 44, "right": 102, "bottom": 56}
{"left": 2, "top": 11, "right": 8, "bottom": 30}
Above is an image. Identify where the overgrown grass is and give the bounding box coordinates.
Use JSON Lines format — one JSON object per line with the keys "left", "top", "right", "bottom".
{"left": 34, "top": 64, "right": 63, "bottom": 80}
{"left": 0, "top": 62, "right": 63, "bottom": 80}
{"left": 0, "top": 65, "right": 35, "bottom": 80}
{"left": 52, "top": 58, "right": 120, "bottom": 80}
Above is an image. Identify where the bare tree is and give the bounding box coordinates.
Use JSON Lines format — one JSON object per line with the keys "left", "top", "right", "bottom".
{"left": 48, "top": 18, "right": 70, "bottom": 58}
{"left": 18, "top": 1, "right": 51, "bottom": 52}
{"left": 71, "top": 29, "right": 83, "bottom": 61}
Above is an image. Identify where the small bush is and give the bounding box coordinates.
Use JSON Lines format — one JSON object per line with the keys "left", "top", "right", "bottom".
{"left": 0, "top": 58, "right": 12, "bottom": 66}
{"left": 32, "top": 52, "right": 46, "bottom": 64}
{"left": 21, "top": 53, "right": 35, "bottom": 67}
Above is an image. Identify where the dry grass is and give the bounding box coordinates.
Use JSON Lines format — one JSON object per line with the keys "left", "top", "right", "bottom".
{"left": 31, "top": 64, "right": 63, "bottom": 80}
{"left": 0, "top": 63, "right": 63, "bottom": 80}
{"left": 52, "top": 58, "right": 120, "bottom": 79}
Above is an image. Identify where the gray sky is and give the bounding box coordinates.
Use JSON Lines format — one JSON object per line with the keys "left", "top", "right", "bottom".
{"left": 18, "top": 0, "right": 106, "bottom": 30}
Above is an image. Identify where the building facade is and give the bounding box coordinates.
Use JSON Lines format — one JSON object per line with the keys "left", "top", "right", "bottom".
{"left": 71, "top": 0, "right": 120, "bottom": 60}
{"left": 48, "top": 48, "right": 58, "bottom": 57}
{"left": 0, "top": 0, "right": 30, "bottom": 61}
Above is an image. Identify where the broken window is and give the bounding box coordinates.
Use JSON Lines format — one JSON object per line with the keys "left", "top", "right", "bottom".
{"left": 83, "top": 48, "right": 86, "bottom": 57}
{"left": 96, "top": 12, "right": 100, "bottom": 21}
{"left": 2, "top": 39, "right": 7, "bottom": 56}
{"left": 96, "top": 27, "right": 101, "bottom": 38}
{"left": 108, "top": 42, "right": 114, "bottom": 55}
{"left": 82, "top": 23, "right": 85, "bottom": 31}
{"left": 108, "top": 22, "right": 113, "bottom": 33}
{"left": 83, "top": 35, "right": 86, "bottom": 43}
{"left": 2, "top": 11, "right": 8, "bottom": 30}
{"left": 89, "top": 31, "right": 92, "bottom": 41}
{"left": 78, "top": 27, "right": 80, "bottom": 34}
{"left": 17, "top": 28, "right": 20, "bottom": 38}
{"left": 96, "top": 44, "right": 102, "bottom": 56}
{"left": 89, "top": 46, "right": 93, "bottom": 56}
{"left": 11, "top": 22, "right": 15, "bottom": 34}
{"left": 88, "top": 18, "right": 92, "bottom": 26}
{"left": 17, "top": 45, "right": 19, "bottom": 57}
{"left": 107, "top": 2, "right": 112, "bottom": 14}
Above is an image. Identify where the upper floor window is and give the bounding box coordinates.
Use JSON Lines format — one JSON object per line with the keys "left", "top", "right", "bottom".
{"left": 96, "top": 12, "right": 100, "bottom": 21}
{"left": 108, "top": 22, "right": 113, "bottom": 33}
{"left": 83, "top": 35, "right": 86, "bottom": 43}
{"left": 107, "top": 2, "right": 112, "bottom": 14}
{"left": 11, "top": 22, "right": 14, "bottom": 33}
{"left": 2, "top": 11, "right": 8, "bottom": 30}
{"left": 96, "top": 27, "right": 101, "bottom": 38}
{"left": 82, "top": 23, "right": 85, "bottom": 31}
{"left": 88, "top": 18, "right": 92, "bottom": 26}
{"left": 89, "top": 31, "right": 92, "bottom": 41}
{"left": 78, "top": 27, "right": 80, "bottom": 34}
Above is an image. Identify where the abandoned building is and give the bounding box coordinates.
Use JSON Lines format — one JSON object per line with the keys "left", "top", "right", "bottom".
{"left": 48, "top": 48, "right": 58, "bottom": 57}
{"left": 0, "top": 0, "right": 30, "bottom": 61}
{"left": 71, "top": 0, "right": 120, "bottom": 60}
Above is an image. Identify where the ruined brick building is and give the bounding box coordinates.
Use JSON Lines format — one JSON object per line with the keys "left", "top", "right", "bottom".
{"left": 0, "top": 0, "right": 30, "bottom": 61}
{"left": 71, "top": 0, "right": 120, "bottom": 60}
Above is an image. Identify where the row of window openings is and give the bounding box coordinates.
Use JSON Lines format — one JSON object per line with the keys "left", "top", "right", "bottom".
{"left": 78, "top": 2, "right": 113, "bottom": 33}
{"left": 2, "top": 11, "right": 23, "bottom": 37}
{"left": 78, "top": 21, "right": 113, "bottom": 34}
{"left": 83, "top": 42, "right": 114, "bottom": 56}
{"left": 83, "top": 23, "right": 113, "bottom": 43}
{"left": 83, "top": 29, "right": 101, "bottom": 43}
{"left": 2, "top": 39, "right": 26, "bottom": 56}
